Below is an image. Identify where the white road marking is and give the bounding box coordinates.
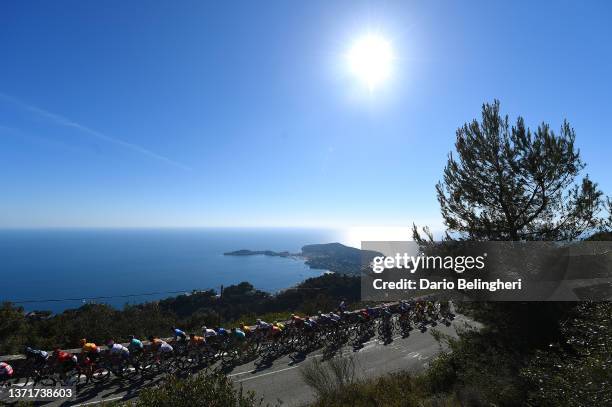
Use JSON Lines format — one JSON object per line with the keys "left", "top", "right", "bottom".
{"left": 73, "top": 395, "right": 125, "bottom": 406}
{"left": 236, "top": 365, "right": 300, "bottom": 383}
{"left": 56, "top": 321, "right": 464, "bottom": 405}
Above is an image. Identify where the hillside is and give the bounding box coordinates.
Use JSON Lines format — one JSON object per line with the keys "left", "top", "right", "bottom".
{"left": 225, "top": 242, "right": 381, "bottom": 275}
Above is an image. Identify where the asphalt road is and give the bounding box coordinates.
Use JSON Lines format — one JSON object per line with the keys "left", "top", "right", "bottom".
{"left": 19, "top": 315, "right": 474, "bottom": 407}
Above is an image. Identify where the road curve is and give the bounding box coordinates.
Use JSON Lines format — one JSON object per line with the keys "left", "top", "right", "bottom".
{"left": 36, "top": 315, "right": 474, "bottom": 407}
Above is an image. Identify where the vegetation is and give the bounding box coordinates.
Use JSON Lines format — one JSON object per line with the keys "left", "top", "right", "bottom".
{"left": 521, "top": 301, "right": 611, "bottom": 406}
{"left": 404, "top": 101, "right": 611, "bottom": 406}
{"left": 0, "top": 273, "right": 359, "bottom": 354}
{"left": 3, "top": 101, "right": 610, "bottom": 407}
{"left": 129, "top": 373, "right": 266, "bottom": 407}
{"left": 429, "top": 99, "right": 606, "bottom": 241}
{"left": 308, "top": 371, "right": 458, "bottom": 407}
{"left": 225, "top": 242, "right": 381, "bottom": 275}
{"left": 306, "top": 301, "right": 611, "bottom": 407}
{"left": 300, "top": 355, "right": 357, "bottom": 399}
{"left": 307, "top": 100, "right": 612, "bottom": 407}
{"left": 301, "top": 243, "right": 381, "bottom": 275}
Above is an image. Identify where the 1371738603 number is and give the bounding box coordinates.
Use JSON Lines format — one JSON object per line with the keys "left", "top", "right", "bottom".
{"left": 4, "top": 386, "right": 75, "bottom": 401}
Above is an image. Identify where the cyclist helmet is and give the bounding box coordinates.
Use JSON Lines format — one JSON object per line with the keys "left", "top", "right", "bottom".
{"left": 79, "top": 339, "right": 87, "bottom": 346}
{"left": 128, "top": 335, "right": 134, "bottom": 341}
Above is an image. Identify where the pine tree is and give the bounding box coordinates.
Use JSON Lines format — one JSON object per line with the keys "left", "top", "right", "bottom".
{"left": 431, "top": 100, "right": 604, "bottom": 241}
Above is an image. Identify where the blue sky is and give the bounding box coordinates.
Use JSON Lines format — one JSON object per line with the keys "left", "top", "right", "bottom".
{"left": 1, "top": 0, "right": 611, "bottom": 230}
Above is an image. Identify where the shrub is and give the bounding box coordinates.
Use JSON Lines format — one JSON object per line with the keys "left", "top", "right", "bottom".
{"left": 300, "top": 355, "right": 356, "bottom": 398}
{"left": 132, "top": 373, "right": 264, "bottom": 407}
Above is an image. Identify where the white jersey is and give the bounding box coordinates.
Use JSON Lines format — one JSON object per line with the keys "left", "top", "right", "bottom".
{"left": 203, "top": 328, "right": 217, "bottom": 337}
{"left": 159, "top": 342, "right": 173, "bottom": 353}
{"left": 108, "top": 343, "right": 129, "bottom": 356}
{"left": 256, "top": 321, "right": 272, "bottom": 330}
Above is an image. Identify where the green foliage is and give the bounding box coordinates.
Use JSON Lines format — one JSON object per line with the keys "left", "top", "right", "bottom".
{"left": 310, "top": 302, "right": 611, "bottom": 407}
{"left": 0, "top": 303, "right": 30, "bottom": 354}
{"left": 431, "top": 100, "right": 605, "bottom": 241}
{"left": 425, "top": 328, "right": 527, "bottom": 405}
{"left": 132, "top": 373, "right": 264, "bottom": 407}
{"left": 405, "top": 100, "right": 611, "bottom": 405}
{"left": 521, "top": 302, "right": 612, "bottom": 406}
{"left": 300, "top": 355, "right": 356, "bottom": 398}
{"left": 0, "top": 274, "right": 360, "bottom": 354}
{"left": 301, "top": 243, "right": 380, "bottom": 274}
{"left": 307, "top": 371, "right": 460, "bottom": 407}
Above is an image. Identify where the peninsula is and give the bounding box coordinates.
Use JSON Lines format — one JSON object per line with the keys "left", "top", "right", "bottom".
{"left": 224, "top": 242, "right": 382, "bottom": 275}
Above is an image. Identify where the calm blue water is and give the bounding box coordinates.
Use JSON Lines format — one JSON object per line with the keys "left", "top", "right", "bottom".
{"left": 0, "top": 228, "right": 342, "bottom": 313}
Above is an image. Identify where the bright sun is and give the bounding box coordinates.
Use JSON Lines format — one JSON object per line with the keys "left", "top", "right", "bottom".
{"left": 347, "top": 34, "right": 394, "bottom": 90}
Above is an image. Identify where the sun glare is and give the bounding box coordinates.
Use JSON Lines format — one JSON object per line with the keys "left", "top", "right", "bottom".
{"left": 347, "top": 34, "right": 394, "bottom": 90}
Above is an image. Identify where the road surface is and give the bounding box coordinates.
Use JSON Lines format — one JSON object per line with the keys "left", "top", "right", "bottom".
{"left": 16, "top": 315, "right": 474, "bottom": 407}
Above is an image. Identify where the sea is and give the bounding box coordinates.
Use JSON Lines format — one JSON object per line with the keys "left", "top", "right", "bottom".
{"left": 0, "top": 228, "right": 343, "bottom": 313}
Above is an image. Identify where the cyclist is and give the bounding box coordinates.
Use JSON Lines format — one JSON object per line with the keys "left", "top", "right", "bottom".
{"left": 148, "top": 336, "right": 173, "bottom": 354}
{"left": 268, "top": 323, "right": 282, "bottom": 341}
{"left": 202, "top": 325, "right": 217, "bottom": 338}
{"left": 255, "top": 319, "right": 272, "bottom": 330}
{"left": 231, "top": 327, "right": 246, "bottom": 341}
{"left": 425, "top": 301, "right": 436, "bottom": 316}
{"left": 414, "top": 300, "right": 426, "bottom": 320}
{"left": 216, "top": 327, "right": 229, "bottom": 337}
{"left": 329, "top": 312, "right": 341, "bottom": 323}
{"left": 128, "top": 335, "right": 144, "bottom": 353}
{"left": 291, "top": 314, "right": 306, "bottom": 328}
{"left": 239, "top": 323, "right": 252, "bottom": 337}
{"left": 172, "top": 327, "right": 187, "bottom": 342}
{"left": 52, "top": 348, "right": 77, "bottom": 382}
{"left": 398, "top": 300, "right": 412, "bottom": 330}
{"left": 53, "top": 348, "right": 77, "bottom": 367}
{"left": 0, "top": 362, "right": 14, "bottom": 382}
{"left": 106, "top": 340, "right": 130, "bottom": 361}
{"left": 273, "top": 320, "right": 285, "bottom": 330}
{"left": 338, "top": 299, "right": 347, "bottom": 313}
{"left": 24, "top": 346, "right": 50, "bottom": 368}
{"left": 382, "top": 305, "right": 392, "bottom": 317}
{"left": 304, "top": 316, "right": 317, "bottom": 330}
{"left": 188, "top": 333, "right": 205, "bottom": 348}
{"left": 439, "top": 300, "right": 451, "bottom": 316}
{"left": 317, "top": 311, "right": 332, "bottom": 325}
{"left": 80, "top": 339, "right": 100, "bottom": 362}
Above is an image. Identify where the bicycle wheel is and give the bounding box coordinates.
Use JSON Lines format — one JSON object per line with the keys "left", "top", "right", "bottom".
{"left": 91, "top": 364, "right": 111, "bottom": 384}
